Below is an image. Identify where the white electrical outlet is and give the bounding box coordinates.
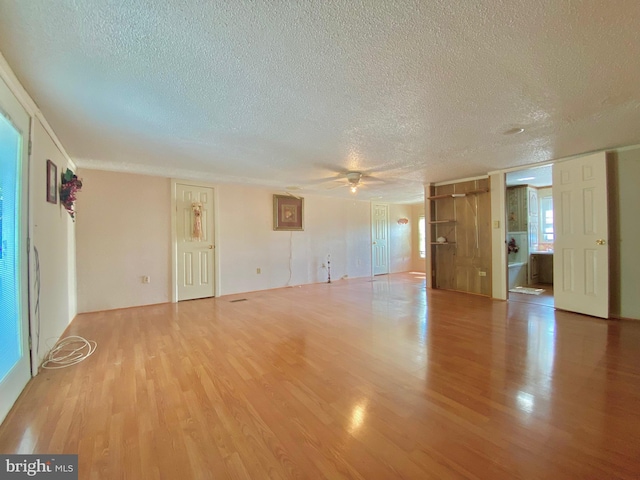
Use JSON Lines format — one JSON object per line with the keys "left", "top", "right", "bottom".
{"left": 256, "top": 268, "right": 261, "bottom": 274}
{"left": 142, "top": 276, "right": 151, "bottom": 284}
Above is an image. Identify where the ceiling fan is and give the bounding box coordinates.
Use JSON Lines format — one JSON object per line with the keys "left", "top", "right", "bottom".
{"left": 315, "top": 168, "right": 387, "bottom": 194}
{"left": 346, "top": 172, "right": 363, "bottom": 193}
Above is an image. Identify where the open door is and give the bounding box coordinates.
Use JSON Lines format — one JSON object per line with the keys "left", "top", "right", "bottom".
{"left": 553, "top": 152, "right": 609, "bottom": 318}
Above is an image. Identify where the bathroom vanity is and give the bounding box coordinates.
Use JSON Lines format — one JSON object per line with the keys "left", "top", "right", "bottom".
{"left": 530, "top": 251, "right": 553, "bottom": 284}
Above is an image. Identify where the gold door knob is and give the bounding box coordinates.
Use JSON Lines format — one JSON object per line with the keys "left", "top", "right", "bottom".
{"left": 372, "top": 241, "right": 377, "bottom": 245}
{"left": 208, "top": 245, "right": 214, "bottom": 249}
{"left": 596, "top": 239, "right": 606, "bottom": 245}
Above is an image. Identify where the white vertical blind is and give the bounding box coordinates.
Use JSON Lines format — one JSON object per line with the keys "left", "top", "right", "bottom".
{"left": 0, "top": 113, "right": 22, "bottom": 382}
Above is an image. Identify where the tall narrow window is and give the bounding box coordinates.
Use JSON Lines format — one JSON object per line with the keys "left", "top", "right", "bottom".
{"left": 0, "top": 111, "right": 21, "bottom": 382}
{"left": 0, "top": 78, "right": 32, "bottom": 424}
{"left": 418, "top": 216, "right": 426, "bottom": 258}
{"left": 540, "top": 196, "right": 553, "bottom": 242}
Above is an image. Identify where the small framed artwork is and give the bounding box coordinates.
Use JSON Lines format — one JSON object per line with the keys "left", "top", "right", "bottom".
{"left": 273, "top": 194, "right": 304, "bottom": 231}
{"left": 46, "top": 160, "right": 57, "bottom": 204}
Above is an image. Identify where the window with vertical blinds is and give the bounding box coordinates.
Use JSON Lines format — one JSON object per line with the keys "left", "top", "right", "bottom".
{"left": 0, "top": 113, "right": 22, "bottom": 383}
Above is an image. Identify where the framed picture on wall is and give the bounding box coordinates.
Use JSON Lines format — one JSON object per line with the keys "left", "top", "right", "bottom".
{"left": 273, "top": 194, "right": 304, "bottom": 231}
{"left": 46, "top": 160, "right": 57, "bottom": 204}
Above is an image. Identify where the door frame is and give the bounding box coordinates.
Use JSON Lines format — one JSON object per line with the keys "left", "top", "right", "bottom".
{"left": 170, "top": 179, "right": 219, "bottom": 302}
{"left": 491, "top": 162, "right": 555, "bottom": 301}
{"left": 491, "top": 152, "right": 611, "bottom": 317}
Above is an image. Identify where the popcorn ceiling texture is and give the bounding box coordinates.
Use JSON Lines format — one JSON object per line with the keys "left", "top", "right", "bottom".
{"left": 0, "top": 0, "right": 639, "bottom": 202}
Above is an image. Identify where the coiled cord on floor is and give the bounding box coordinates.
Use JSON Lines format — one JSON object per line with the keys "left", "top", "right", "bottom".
{"left": 41, "top": 335, "right": 97, "bottom": 369}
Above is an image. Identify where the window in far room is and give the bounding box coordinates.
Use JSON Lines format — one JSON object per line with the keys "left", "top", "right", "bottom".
{"left": 540, "top": 196, "right": 554, "bottom": 242}
{"left": 418, "top": 216, "right": 426, "bottom": 258}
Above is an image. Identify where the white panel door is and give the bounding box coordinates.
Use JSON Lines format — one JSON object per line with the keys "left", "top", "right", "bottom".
{"left": 553, "top": 152, "right": 609, "bottom": 318}
{"left": 176, "top": 184, "right": 215, "bottom": 301}
{"left": 0, "top": 76, "right": 31, "bottom": 424}
{"left": 372, "top": 203, "right": 389, "bottom": 275}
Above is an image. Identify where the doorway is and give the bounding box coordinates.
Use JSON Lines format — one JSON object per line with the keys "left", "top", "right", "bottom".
{"left": 505, "top": 165, "right": 555, "bottom": 307}
{"left": 0, "top": 77, "right": 31, "bottom": 423}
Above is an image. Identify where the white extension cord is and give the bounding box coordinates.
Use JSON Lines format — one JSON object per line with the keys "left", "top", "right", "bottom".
{"left": 41, "top": 335, "right": 97, "bottom": 369}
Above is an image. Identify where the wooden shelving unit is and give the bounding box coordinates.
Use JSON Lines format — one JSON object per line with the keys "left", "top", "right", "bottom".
{"left": 428, "top": 179, "right": 491, "bottom": 295}
{"left": 465, "top": 188, "right": 489, "bottom": 195}
{"left": 427, "top": 188, "right": 489, "bottom": 200}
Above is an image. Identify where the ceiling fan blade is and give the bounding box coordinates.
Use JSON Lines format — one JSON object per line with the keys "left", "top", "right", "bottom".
{"left": 362, "top": 176, "right": 386, "bottom": 184}
{"left": 306, "top": 174, "right": 343, "bottom": 185}
{"left": 324, "top": 181, "right": 348, "bottom": 190}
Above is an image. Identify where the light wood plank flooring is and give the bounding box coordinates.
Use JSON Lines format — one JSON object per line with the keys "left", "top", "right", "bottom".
{"left": 1, "top": 273, "right": 639, "bottom": 479}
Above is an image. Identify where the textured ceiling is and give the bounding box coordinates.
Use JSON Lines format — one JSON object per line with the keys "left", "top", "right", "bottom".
{"left": 1, "top": 0, "right": 640, "bottom": 203}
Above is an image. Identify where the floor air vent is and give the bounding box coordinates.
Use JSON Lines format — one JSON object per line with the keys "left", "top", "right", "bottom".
{"left": 230, "top": 298, "right": 248, "bottom": 303}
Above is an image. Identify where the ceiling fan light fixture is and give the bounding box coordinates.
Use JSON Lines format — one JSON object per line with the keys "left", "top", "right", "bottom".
{"left": 346, "top": 172, "right": 363, "bottom": 184}
{"left": 345, "top": 171, "right": 362, "bottom": 194}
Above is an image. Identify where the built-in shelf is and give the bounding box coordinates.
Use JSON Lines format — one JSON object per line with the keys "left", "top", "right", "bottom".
{"left": 427, "top": 188, "right": 489, "bottom": 200}
{"left": 465, "top": 188, "right": 489, "bottom": 195}
{"left": 428, "top": 179, "right": 490, "bottom": 295}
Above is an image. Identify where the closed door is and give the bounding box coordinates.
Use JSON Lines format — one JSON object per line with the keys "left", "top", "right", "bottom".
{"left": 371, "top": 203, "right": 389, "bottom": 275}
{"left": 176, "top": 184, "right": 215, "bottom": 301}
{"left": 0, "top": 77, "right": 31, "bottom": 423}
{"left": 553, "top": 152, "right": 609, "bottom": 318}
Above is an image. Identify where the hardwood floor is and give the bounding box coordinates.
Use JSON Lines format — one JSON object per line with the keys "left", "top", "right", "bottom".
{"left": 508, "top": 284, "right": 554, "bottom": 307}
{"left": 1, "top": 272, "right": 640, "bottom": 479}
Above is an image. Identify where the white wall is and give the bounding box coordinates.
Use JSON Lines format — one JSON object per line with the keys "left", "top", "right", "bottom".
{"left": 77, "top": 172, "right": 403, "bottom": 309}
{"left": 76, "top": 169, "right": 171, "bottom": 312}
{"left": 216, "top": 189, "right": 419, "bottom": 294}
{"left": 611, "top": 148, "right": 640, "bottom": 319}
{"left": 30, "top": 119, "right": 78, "bottom": 363}
{"left": 388, "top": 203, "right": 414, "bottom": 273}
{"left": 211, "top": 185, "right": 373, "bottom": 295}
{"left": 411, "top": 203, "right": 425, "bottom": 272}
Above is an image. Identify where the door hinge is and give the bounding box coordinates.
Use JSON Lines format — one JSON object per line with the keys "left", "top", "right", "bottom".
{"left": 28, "top": 139, "right": 32, "bottom": 155}
{"left": 27, "top": 237, "right": 31, "bottom": 253}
